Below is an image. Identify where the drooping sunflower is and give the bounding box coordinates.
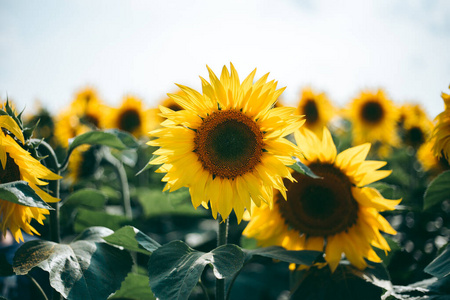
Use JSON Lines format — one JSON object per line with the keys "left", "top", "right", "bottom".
{"left": 148, "top": 64, "right": 304, "bottom": 221}
{"left": 432, "top": 86, "right": 450, "bottom": 162}
{"left": 106, "top": 95, "right": 152, "bottom": 138}
{"left": 296, "top": 87, "right": 335, "bottom": 136}
{"left": 0, "top": 115, "right": 61, "bottom": 242}
{"left": 347, "top": 90, "right": 399, "bottom": 149}
{"left": 55, "top": 87, "right": 107, "bottom": 147}
{"left": 243, "top": 127, "right": 401, "bottom": 272}
{"left": 398, "top": 103, "right": 433, "bottom": 148}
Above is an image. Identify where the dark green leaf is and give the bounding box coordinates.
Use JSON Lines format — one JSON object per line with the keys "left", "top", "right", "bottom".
{"left": 108, "top": 272, "right": 155, "bottom": 300}
{"left": 246, "top": 246, "right": 321, "bottom": 266}
{"left": 148, "top": 241, "right": 244, "bottom": 300}
{"left": 0, "top": 253, "right": 13, "bottom": 276}
{"left": 13, "top": 227, "right": 133, "bottom": 300}
{"left": 348, "top": 261, "right": 392, "bottom": 291}
{"left": 424, "top": 245, "right": 450, "bottom": 278}
{"left": 74, "top": 208, "right": 130, "bottom": 232}
{"left": 424, "top": 170, "right": 450, "bottom": 210}
{"left": 68, "top": 129, "right": 139, "bottom": 155}
{"left": 289, "top": 160, "right": 321, "bottom": 179}
{"left": 0, "top": 181, "right": 53, "bottom": 210}
{"left": 103, "top": 226, "right": 161, "bottom": 255}
{"left": 374, "top": 236, "right": 401, "bottom": 267}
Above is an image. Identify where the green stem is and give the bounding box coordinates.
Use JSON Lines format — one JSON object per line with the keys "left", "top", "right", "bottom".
{"left": 216, "top": 215, "right": 229, "bottom": 300}
{"left": 27, "top": 274, "right": 49, "bottom": 300}
{"left": 198, "top": 279, "right": 210, "bottom": 300}
{"left": 102, "top": 150, "right": 132, "bottom": 218}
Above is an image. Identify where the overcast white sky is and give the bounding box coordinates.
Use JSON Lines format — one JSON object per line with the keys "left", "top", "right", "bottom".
{"left": 1, "top": 0, "right": 449, "bottom": 118}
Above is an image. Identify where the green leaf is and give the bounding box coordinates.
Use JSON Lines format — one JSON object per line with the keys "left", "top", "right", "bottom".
{"left": 289, "top": 160, "right": 321, "bottom": 179}
{"left": 103, "top": 226, "right": 161, "bottom": 255}
{"left": 0, "top": 181, "right": 53, "bottom": 210}
{"left": 0, "top": 253, "right": 13, "bottom": 276}
{"left": 108, "top": 272, "right": 155, "bottom": 300}
{"left": 373, "top": 236, "right": 401, "bottom": 267}
{"left": 348, "top": 261, "right": 392, "bottom": 292}
{"left": 74, "top": 208, "right": 130, "bottom": 232}
{"left": 62, "top": 188, "right": 107, "bottom": 209}
{"left": 424, "top": 170, "right": 450, "bottom": 210}
{"left": 68, "top": 129, "right": 139, "bottom": 154}
{"left": 245, "top": 246, "right": 322, "bottom": 266}
{"left": 424, "top": 245, "right": 450, "bottom": 278}
{"left": 148, "top": 241, "right": 244, "bottom": 300}
{"left": 13, "top": 227, "right": 133, "bottom": 300}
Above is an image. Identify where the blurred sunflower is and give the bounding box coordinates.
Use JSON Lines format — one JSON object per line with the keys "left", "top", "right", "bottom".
{"left": 66, "top": 145, "right": 101, "bottom": 183}
{"left": 417, "top": 140, "right": 449, "bottom": 173}
{"left": 398, "top": 103, "right": 433, "bottom": 148}
{"left": 347, "top": 90, "right": 399, "bottom": 150}
{"left": 55, "top": 87, "right": 107, "bottom": 147}
{"left": 243, "top": 127, "right": 401, "bottom": 272}
{"left": 148, "top": 64, "right": 304, "bottom": 222}
{"left": 0, "top": 115, "right": 61, "bottom": 242}
{"left": 106, "top": 95, "right": 152, "bottom": 137}
{"left": 296, "top": 87, "right": 335, "bottom": 135}
{"left": 432, "top": 86, "right": 450, "bottom": 161}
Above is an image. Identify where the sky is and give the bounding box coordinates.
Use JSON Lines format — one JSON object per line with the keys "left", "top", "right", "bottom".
{"left": 1, "top": 0, "right": 450, "bottom": 118}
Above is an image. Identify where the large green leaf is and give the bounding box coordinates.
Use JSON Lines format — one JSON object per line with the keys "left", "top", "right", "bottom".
{"left": 0, "top": 181, "right": 53, "bottom": 209}
{"left": 288, "top": 160, "right": 321, "bottom": 179}
{"left": 103, "top": 226, "right": 161, "bottom": 255}
{"left": 13, "top": 227, "right": 133, "bottom": 300}
{"left": 245, "top": 246, "right": 322, "bottom": 266}
{"left": 148, "top": 241, "right": 245, "bottom": 300}
{"left": 424, "top": 245, "right": 450, "bottom": 278}
{"left": 108, "top": 272, "right": 155, "bottom": 300}
{"left": 62, "top": 188, "right": 107, "bottom": 209}
{"left": 68, "top": 129, "right": 139, "bottom": 154}
{"left": 74, "top": 208, "right": 130, "bottom": 232}
{"left": 424, "top": 170, "right": 450, "bottom": 210}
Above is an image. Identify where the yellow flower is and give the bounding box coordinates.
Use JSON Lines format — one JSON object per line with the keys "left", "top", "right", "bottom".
{"left": 348, "top": 90, "right": 399, "bottom": 149}
{"left": 296, "top": 87, "right": 335, "bottom": 136}
{"left": 106, "top": 95, "right": 152, "bottom": 138}
{"left": 432, "top": 86, "right": 450, "bottom": 161}
{"left": 55, "top": 87, "right": 107, "bottom": 147}
{"left": 398, "top": 103, "right": 433, "bottom": 148}
{"left": 148, "top": 64, "right": 304, "bottom": 222}
{"left": 243, "top": 127, "right": 401, "bottom": 272}
{"left": 0, "top": 115, "right": 61, "bottom": 242}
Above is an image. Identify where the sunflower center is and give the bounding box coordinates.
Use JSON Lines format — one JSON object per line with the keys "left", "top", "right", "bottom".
{"left": 361, "top": 100, "right": 384, "bottom": 124}
{"left": 277, "top": 163, "right": 358, "bottom": 236}
{"left": 194, "top": 109, "right": 264, "bottom": 179}
{"left": 303, "top": 99, "right": 319, "bottom": 125}
{"left": 0, "top": 155, "right": 21, "bottom": 184}
{"left": 119, "top": 109, "right": 141, "bottom": 133}
{"left": 405, "top": 126, "right": 424, "bottom": 147}
{"left": 82, "top": 113, "right": 100, "bottom": 128}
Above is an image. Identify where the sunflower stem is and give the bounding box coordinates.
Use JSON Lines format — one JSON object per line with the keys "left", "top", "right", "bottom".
{"left": 216, "top": 215, "right": 229, "bottom": 300}
{"left": 26, "top": 274, "right": 49, "bottom": 300}
{"left": 102, "top": 149, "right": 132, "bottom": 218}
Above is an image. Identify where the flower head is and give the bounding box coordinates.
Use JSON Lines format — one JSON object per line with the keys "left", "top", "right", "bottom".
{"left": 243, "top": 127, "right": 401, "bottom": 272}
{"left": 398, "top": 103, "right": 433, "bottom": 148}
{"left": 0, "top": 115, "right": 61, "bottom": 242}
{"left": 148, "top": 64, "right": 304, "bottom": 221}
{"left": 432, "top": 86, "right": 450, "bottom": 161}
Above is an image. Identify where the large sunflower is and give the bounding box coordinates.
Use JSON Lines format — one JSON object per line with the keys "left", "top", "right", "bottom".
{"left": 148, "top": 64, "right": 304, "bottom": 221}
{"left": 432, "top": 85, "right": 450, "bottom": 161}
{"left": 106, "top": 95, "right": 152, "bottom": 138}
{"left": 348, "top": 90, "right": 399, "bottom": 149}
{"left": 398, "top": 103, "right": 433, "bottom": 148}
{"left": 243, "top": 127, "right": 401, "bottom": 272}
{"left": 0, "top": 115, "right": 61, "bottom": 242}
{"left": 296, "top": 87, "right": 335, "bottom": 136}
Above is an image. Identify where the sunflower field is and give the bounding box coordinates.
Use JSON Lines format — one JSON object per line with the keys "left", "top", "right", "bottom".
{"left": 0, "top": 64, "right": 449, "bottom": 300}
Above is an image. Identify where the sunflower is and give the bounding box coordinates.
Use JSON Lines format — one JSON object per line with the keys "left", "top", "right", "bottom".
{"left": 0, "top": 115, "right": 61, "bottom": 242}
{"left": 398, "top": 103, "right": 433, "bottom": 148}
{"left": 296, "top": 87, "right": 335, "bottom": 135}
{"left": 432, "top": 86, "right": 450, "bottom": 162}
{"left": 347, "top": 90, "right": 399, "bottom": 150}
{"left": 106, "top": 95, "right": 152, "bottom": 137}
{"left": 243, "top": 127, "right": 401, "bottom": 272}
{"left": 150, "top": 91, "right": 186, "bottom": 129}
{"left": 55, "top": 87, "right": 107, "bottom": 147}
{"left": 148, "top": 64, "right": 304, "bottom": 222}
